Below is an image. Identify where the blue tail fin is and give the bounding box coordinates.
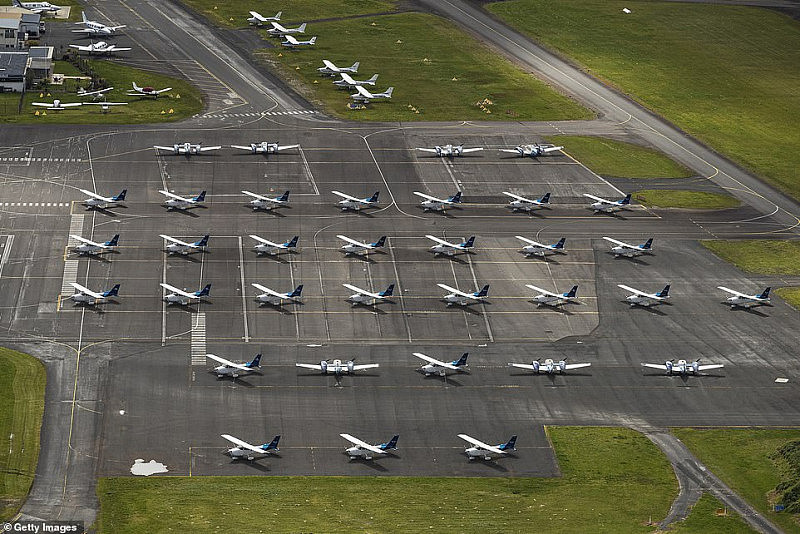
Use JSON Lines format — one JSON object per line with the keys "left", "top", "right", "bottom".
{"left": 475, "top": 285, "right": 490, "bottom": 298}
{"left": 379, "top": 284, "right": 395, "bottom": 297}
{"left": 657, "top": 284, "right": 670, "bottom": 298}
{"left": 285, "top": 236, "right": 299, "bottom": 248}
{"left": 642, "top": 238, "right": 653, "bottom": 250}
{"left": 381, "top": 435, "right": 399, "bottom": 450}
{"left": 277, "top": 191, "right": 290, "bottom": 202}
{"left": 195, "top": 235, "right": 210, "bottom": 247}
{"left": 539, "top": 192, "right": 551, "bottom": 204}
{"left": 113, "top": 189, "right": 127, "bottom": 201}
{"left": 499, "top": 435, "right": 517, "bottom": 451}
{"left": 106, "top": 234, "right": 120, "bottom": 247}
{"left": 247, "top": 353, "right": 262, "bottom": 368}
{"left": 289, "top": 285, "right": 303, "bottom": 298}
{"left": 553, "top": 238, "right": 566, "bottom": 249}
{"left": 619, "top": 193, "right": 631, "bottom": 205}
{"left": 262, "top": 435, "right": 280, "bottom": 451}
{"left": 373, "top": 236, "right": 387, "bottom": 248}
{"left": 103, "top": 284, "right": 120, "bottom": 297}
{"left": 453, "top": 353, "right": 469, "bottom": 367}
{"left": 367, "top": 191, "right": 380, "bottom": 203}
{"left": 194, "top": 190, "right": 207, "bottom": 202}
{"left": 565, "top": 285, "right": 578, "bottom": 298}
{"left": 449, "top": 191, "right": 463, "bottom": 203}
{"left": 463, "top": 236, "right": 475, "bottom": 248}
{"left": 758, "top": 287, "right": 771, "bottom": 299}
{"left": 196, "top": 284, "right": 212, "bottom": 297}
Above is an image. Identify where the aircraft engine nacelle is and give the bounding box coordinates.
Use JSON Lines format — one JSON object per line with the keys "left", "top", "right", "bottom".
{"left": 557, "top": 360, "right": 567, "bottom": 372}
{"left": 665, "top": 361, "right": 673, "bottom": 373}
{"left": 320, "top": 360, "right": 328, "bottom": 373}
{"left": 532, "top": 361, "right": 540, "bottom": 372}
{"left": 691, "top": 361, "right": 700, "bottom": 373}
{"left": 347, "top": 361, "right": 355, "bottom": 374}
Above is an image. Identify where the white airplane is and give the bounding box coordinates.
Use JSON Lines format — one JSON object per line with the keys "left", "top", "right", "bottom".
{"left": 251, "top": 283, "right": 303, "bottom": 306}
{"left": 79, "top": 188, "right": 126, "bottom": 209}
{"left": 413, "top": 352, "right": 469, "bottom": 377}
{"left": 515, "top": 236, "right": 566, "bottom": 257}
{"left": 438, "top": 283, "right": 489, "bottom": 306}
{"left": 231, "top": 142, "right": 299, "bottom": 155}
{"left": 281, "top": 35, "right": 317, "bottom": 48}
{"left": 68, "top": 282, "right": 119, "bottom": 305}
{"left": 153, "top": 143, "right": 221, "bottom": 156}
{"left": 642, "top": 359, "right": 724, "bottom": 376}
{"left": 160, "top": 282, "right": 211, "bottom": 305}
{"left": 340, "top": 434, "right": 398, "bottom": 461}
{"left": 603, "top": 237, "right": 654, "bottom": 258}
{"left": 332, "top": 190, "right": 380, "bottom": 211}
{"left": 12, "top": 0, "right": 60, "bottom": 14}
{"left": 247, "top": 10, "right": 281, "bottom": 26}
{"left": 70, "top": 234, "right": 119, "bottom": 255}
{"left": 413, "top": 191, "right": 462, "bottom": 212}
{"left": 221, "top": 434, "right": 280, "bottom": 460}
{"left": 127, "top": 82, "right": 171, "bottom": 98}
{"left": 499, "top": 143, "right": 563, "bottom": 158}
{"left": 525, "top": 284, "right": 580, "bottom": 307}
{"left": 31, "top": 99, "right": 82, "bottom": 110}
{"left": 83, "top": 101, "right": 128, "bottom": 113}
{"left": 295, "top": 359, "right": 379, "bottom": 375}
{"left": 333, "top": 73, "right": 379, "bottom": 89}
{"left": 77, "top": 86, "right": 113, "bottom": 99}
{"left": 206, "top": 353, "right": 261, "bottom": 379}
{"left": 73, "top": 11, "right": 126, "bottom": 35}
{"left": 718, "top": 286, "right": 771, "bottom": 308}
{"left": 250, "top": 235, "right": 298, "bottom": 255}
{"left": 458, "top": 434, "right": 517, "bottom": 461}
{"left": 509, "top": 358, "right": 590, "bottom": 374}
{"left": 242, "top": 190, "right": 290, "bottom": 210}
{"left": 318, "top": 60, "right": 359, "bottom": 76}
{"left": 584, "top": 193, "right": 632, "bottom": 213}
{"left": 69, "top": 41, "right": 131, "bottom": 55}
{"left": 337, "top": 235, "right": 386, "bottom": 255}
{"left": 159, "top": 190, "right": 206, "bottom": 210}
{"left": 416, "top": 145, "right": 483, "bottom": 158}
{"left": 618, "top": 284, "right": 671, "bottom": 307}
{"left": 350, "top": 85, "right": 393, "bottom": 103}
{"left": 159, "top": 234, "right": 209, "bottom": 255}
{"left": 502, "top": 192, "right": 551, "bottom": 212}
{"left": 425, "top": 235, "right": 475, "bottom": 256}
{"left": 343, "top": 283, "right": 394, "bottom": 306}
{"left": 267, "top": 21, "right": 306, "bottom": 36}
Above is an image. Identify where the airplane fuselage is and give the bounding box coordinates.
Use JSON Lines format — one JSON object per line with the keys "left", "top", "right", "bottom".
{"left": 73, "top": 244, "right": 103, "bottom": 254}
{"left": 345, "top": 446, "right": 378, "bottom": 460}
{"left": 626, "top": 295, "right": 660, "bottom": 307}
{"left": 338, "top": 200, "right": 372, "bottom": 211}
{"left": 465, "top": 447, "right": 503, "bottom": 461}
{"left": 508, "top": 200, "right": 541, "bottom": 212}
{"left": 420, "top": 363, "right": 459, "bottom": 377}
{"left": 522, "top": 245, "right": 556, "bottom": 256}
{"left": 227, "top": 447, "right": 269, "bottom": 460}
{"left": 421, "top": 200, "right": 448, "bottom": 211}
{"left": 611, "top": 246, "right": 643, "bottom": 257}
{"left": 165, "top": 243, "right": 195, "bottom": 254}
{"left": 250, "top": 199, "right": 282, "bottom": 210}
{"left": 532, "top": 295, "right": 565, "bottom": 307}
{"left": 70, "top": 293, "right": 102, "bottom": 305}
{"left": 591, "top": 202, "right": 622, "bottom": 213}
{"left": 164, "top": 294, "right": 194, "bottom": 305}
{"left": 254, "top": 244, "right": 282, "bottom": 255}
{"left": 341, "top": 244, "right": 370, "bottom": 255}
{"left": 164, "top": 199, "right": 193, "bottom": 209}
{"left": 726, "top": 296, "right": 767, "bottom": 308}
{"left": 430, "top": 245, "right": 462, "bottom": 256}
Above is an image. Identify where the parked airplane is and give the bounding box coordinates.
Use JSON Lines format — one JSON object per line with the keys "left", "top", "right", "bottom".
{"left": 127, "top": 82, "right": 171, "bottom": 98}
{"left": 246, "top": 10, "right": 281, "bottom": 26}
{"left": 83, "top": 101, "right": 127, "bottom": 112}
{"left": 295, "top": 359, "right": 379, "bottom": 375}
{"left": 337, "top": 235, "right": 386, "bottom": 255}
{"left": 267, "top": 21, "right": 306, "bottom": 36}
{"left": 153, "top": 143, "right": 221, "bottom": 156}
{"left": 515, "top": 236, "right": 566, "bottom": 257}
{"left": 281, "top": 35, "right": 316, "bottom": 48}
{"left": 31, "top": 99, "right": 82, "bottom": 110}
{"left": 416, "top": 145, "right": 483, "bottom": 158}
{"left": 584, "top": 193, "right": 632, "bottom": 213}
{"left": 618, "top": 284, "right": 671, "bottom": 307}
{"left": 603, "top": 236, "right": 653, "bottom": 258}
{"left": 231, "top": 142, "right": 299, "bottom": 155}
{"left": 70, "top": 234, "right": 119, "bottom": 255}
{"left": 318, "top": 60, "right": 359, "bottom": 76}
{"left": 350, "top": 85, "right": 393, "bottom": 103}
{"left": 413, "top": 352, "right": 469, "bottom": 377}
{"left": 159, "top": 190, "right": 206, "bottom": 210}
{"left": 525, "top": 284, "right": 580, "bottom": 307}
{"left": 438, "top": 284, "right": 489, "bottom": 306}
{"left": 207, "top": 353, "right": 261, "bottom": 378}
{"left": 458, "top": 434, "right": 516, "bottom": 461}
{"left": 426, "top": 235, "right": 475, "bottom": 256}
{"left": 332, "top": 190, "right": 380, "bottom": 211}
{"left": 79, "top": 188, "right": 126, "bottom": 209}
{"left": 718, "top": 286, "right": 771, "bottom": 308}
{"left": 69, "top": 41, "right": 130, "bottom": 55}
{"left": 333, "top": 73, "right": 379, "bottom": 89}
{"left": 242, "top": 190, "right": 290, "bottom": 210}
{"left": 642, "top": 359, "right": 724, "bottom": 376}
{"left": 159, "top": 234, "right": 209, "bottom": 255}
{"left": 68, "top": 282, "right": 119, "bottom": 305}
{"left": 160, "top": 282, "right": 211, "bottom": 305}
{"left": 499, "top": 143, "right": 563, "bottom": 158}
{"left": 250, "top": 235, "right": 298, "bottom": 255}
{"left": 509, "top": 358, "right": 590, "bottom": 374}
{"left": 502, "top": 191, "right": 551, "bottom": 212}
{"left": 73, "top": 12, "right": 126, "bottom": 36}
{"left": 251, "top": 283, "right": 303, "bottom": 306}
{"left": 413, "top": 191, "right": 462, "bottom": 212}
{"left": 340, "top": 434, "right": 398, "bottom": 461}
{"left": 343, "top": 283, "right": 394, "bottom": 306}
{"left": 12, "top": 0, "right": 60, "bottom": 14}
{"left": 77, "top": 86, "right": 113, "bottom": 99}
{"left": 221, "top": 434, "right": 280, "bottom": 460}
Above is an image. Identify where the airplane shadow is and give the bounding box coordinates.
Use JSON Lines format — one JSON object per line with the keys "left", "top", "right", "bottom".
{"left": 87, "top": 205, "right": 128, "bottom": 217}
{"left": 254, "top": 252, "right": 290, "bottom": 264}
{"left": 520, "top": 254, "right": 560, "bottom": 264}
{"left": 611, "top": 254, "right": 650, "bottom": 266}
{"left": 230, "top": 459, "right": 271, "bottom": 473}
{"left": 471, "top": 459, "right": 509, "bottom": 473}
{"left": 727, "top": 305, "right": 770, "bottom": 317}
{"left": 348, "top": 302, "right": 390, "bottom": 315}
{"left": 593, "top": 210, "right": 628, "bottom": 220}
{"left": 343, "top": 253, "right": 378, "bottom": 264}
{"left": 79, "top": 253, "right": 112, "bottom": 264}
{"left": 529, "top": 301, "right": 574, "bottom": 315}
{"left": 417, "top": 370, "right": 466, "bottom": 387}
{"left": 346, "top": 456, "right": 389, "bottom": 472}
{"left": 257, "top": 302, "right": 302, "bottom": 315}
{"left": 164, "top": 207, "right": 201, "bottom": 218}
{"left": 246, "top": 206, "right": 287, "bottom": 217}
{"left": 626, "top": 303, "right": 668, "bottom": 316}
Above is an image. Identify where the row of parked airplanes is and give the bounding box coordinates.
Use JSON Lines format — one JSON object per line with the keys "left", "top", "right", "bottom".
{"left": 317, "top": 59, "right": 394, "bottom": 104}
{"left": 31, "top": 83, "right": 173, "bottom": 111}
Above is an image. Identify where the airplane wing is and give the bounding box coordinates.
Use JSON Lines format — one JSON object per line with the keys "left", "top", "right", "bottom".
{"left": 231, "top": 145, "right": 255, "bottom": 151}
{"left": 457, "top": 434, "right": 505, "bottom": 455}
{"left": 154, "top": 146, "right": 176, "bottom": 152}
{"left": 158, "top": 189, "right": 186, "bottom": 201}
{"left": 460, "top": 148, "right": 483, "bottom": 153}
{"left": 275, "top": 144, "right": 300, "bottom": 151}
{"left": 353, "top": 85, "right": 372, "bottom": 98}
{"left": 159, "top": 234, "right": 189, "bottom": 246}
{"left": 602, "top": 236, "right": 633, "bottom": 248}
{"left": 248, "top": 235, "right": 279, "bottom": 247}
{"left": 338, "top": 73, "right": 356, "bottom": 84}
{"left": 583, "top": 193, "right": 609, "bottom": 203}
{"left": 31, "top": 102, "right": 53, "bottom": 107}
{"left": 242, "top": 190, "right": 268, "bottom": 201}
{"left": 515, "top": 235, "right": 545, "bottom": 247}
{"left": 697, "top": 363, "right": 724, "bottom": 371}
{"left": 283, "top": 35, "right": 299, "bottom": 45}
{"left": 436, "top": 283, "right": 471, "bottom": 298}
{"left": 78, "top": 188, "right": 109, "bottom": 201}
{"left": 250, "top": 283, "right": 285, "bottom": 298}
{"left": 340, "top": 433, "right": 384, "bottom": 454}
{"left": 59, "top": 103, "right": 83, "bottom": 108}
{"left": 499, "top": 149, "right": 522, "bottom": 154}
{"left": 642, "top": 363, "right": 667, "bottom": 370}
{"left": 502, "top": 191, "right": 533, "bottom": 202}
{"left": 717, "top": 286, "right": 751, "bottom": 298}
{"left": 331, "top": 190, "right": 361, "bottom": 202}
{"left": 248, "top": 10, "right": 266, "bottom": 21}
{"left": 415, "top": 148, "right": 438, "bottom": 154}
{"left": 69, "top": 234, "right": 99, "bottom": 246}
{"left": 295, "top": 363, "right": 322, "bottom": 371}
{"left": 107, "top": 46, "right": 131, "bottom": 52}
{"left": 412, "top": 352, "right": 457, "bottom": 370}
{"left": 322, "top": 59, "right": 337, "bottom": 70}
{"left": 269, "top": 21, "right": 287, "bottom": 31}
{"left": 198, "top": 146, "right": 221, "bottom": 152}
{"left": 221, "top": 434, "right": 266, "bottom": 453}
{"left": 524, "top": 284, "right": 558, "bottom": 297}
{"left": 70, "top": 282, "right": 103, "bottom": 298}
{"left": 206, "top": 353, "right": 250, "bottom": 370}
{"left": 352, "top": 364, "right": 380, "bottom": 371}
{"left": 69, "top": 44, "right": 90, "bottom": 51}
{"left": 508, "top": 362, "right": 538, "bottom": 371}
{"left": 564, "top": 363, "right": 592, "bottom": 370}
{"left": 413, "top": 191, "right": 441, "bottom": 202}
{"left": 336, "top": 235, "right": 368, "bottom": 247}
{"left": 425, "top": 235, "right": 457, "bottom": 247}
{"left": 159, "top": 282, "right": 193, "bottom": 298}
{"left": 342, "top": 283, "right": 380, "bottom": 299}
{"left": 618, "top": 284, "right": 655, "bottom": 298}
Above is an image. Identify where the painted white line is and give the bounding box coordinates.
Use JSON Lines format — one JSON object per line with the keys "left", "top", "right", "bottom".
{"left": 238, "top": 236, "right": 249, "bottom": 343}
{"left": 298, "top": 146, "right": 319, "bottom": 196}
{"left": 0, "top": 235, "right": 14, "bottom": 279}
{"left": 61, "top": 215, "right": 84, "bottom": 296}
{"left": 191, "top": 312, "right": 206, "bottom": 366}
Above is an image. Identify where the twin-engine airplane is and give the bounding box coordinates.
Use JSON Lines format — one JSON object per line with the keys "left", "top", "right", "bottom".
{"left": 207, "top": 353, "right": 262, "bottom": 378}
{"left": 31, "top": 99, "right": 82, "bottom": 110}
{"left": 70, "top": 234, "right": 119, "bottom": 255}
{"left": 416, "top": 144, "right": 483, "bottom": 158}
{"left": 414, "top": 352, "right": 469, "bottom": 377}
{"left": 296, "top": 359, "right": 379, "bottom": 375}
{"left": 160, "top": 283, "right": 211, "bottom": 305}
{"left": 267, "top": 21, "right": 306, "bottom": 36}
{"left": 333, "top": 73, "right": 379, "bottom": 89}
{"left": 516, "top": 236, "right": 566, "bottom": 257}
{"left": 340, "top": 434, "right": 398, "bottom": 461}
{"left": 79, "top": 188, "right": 126, "bottom": 209}
{"left": 250, "top": 235, "right": 298, "bottom": 255}
{"left": 642, "top": 359, "right": 724, "bottom": 376}
{"left": 499, "top": 143, "right": 563, "bottom": 158}
{"left": 69, "top": 282, "right": 119, "bottom": 304}
{"left": 414, "top": 191, "right": 462, "bottom": 212}
{"left": 160, "top": 234, "right": 209, "bottom": 255}
{"left": 154, "top": 143, "right": 221, "bottom": 156}
{"left": 603, "top": 236, "right": 653, "bottom": 257}
{"left": 343, "top": 283, "right": 394, "bottom": 306}
{"left": 503, "top": 191, "right": 550, "bottom": 212}
{"left": 350, "top": 85, "right": 393, "bottom": 103}
{"left": 718, "top": 286, "right": 771, "bottom": 308}
{"left": 459, "top": 434, "right": 516, "bottom": 461}
{"left": 159, "top": 190, "right": 206, "bottom": 210}
{"left": 232, "top": 142, "right": 299, "bottom": 155}
{"left": 318, "top": 60, "right": 359, "bottom": 76}
{"left": 509, "top": 358, "right": 591, "bottom": 374}
{"left": 426, "top": 235, "right": 475, "bottom": 256}
{"left": 525, "top": 284, "right": 579, "bottom": 307}
{"left": 127, "top": 82, "right": 171, "bottom": 97}
{"left": 585, "top": 193, "right": 632, "bottom": 213}
{"left": 251, "top": 283, "right": 303, "bottom": 306}
{"left": 332, "top": 190, "right": 380, "bottom": 211}
{"left": 247, "top": 10, "right": 281, "bottom": 25}
{"left": 73, "top": 12, "right": 126, "bottom": 36}
{"left": 619, "top": 284, "right": 670, "bottom": 307}
{"left": 337, "top": 235, "right": 386, "bottom": 255}
{"left": 69, "top": 41, "right": 130, "bottom": 55}
{"left": 281, "top": 35, "right": 317, "bottom": 48}
{"left": 242, "top": 190, "right": 290, "bottom": 210}
{"left": 12, "top": 0, "right": 60, "bottom": 14}
{"left": 221, "top": 434, "right": 280, "bottom": 460}
{"left": 438, "top": 284, "right": 489, "bottom": 306}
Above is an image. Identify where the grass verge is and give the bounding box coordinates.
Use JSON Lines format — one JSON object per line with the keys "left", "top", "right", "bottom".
{"left": 0, "top": 348, "right": 46, "bottom": 521}
{"left": 670, "top": 493, "right": 756, "bottom": 533}
{"left": 97, "top": 427, "right": 674, "bottom": 533}
{"left": 633, "top": 189, "right": 740, "bottom": 209}
{"left": 775, "top": 288, "right": 800, "bottom": 310}
{"left": 701, "top": 240, "right": 800, "bottom": 275}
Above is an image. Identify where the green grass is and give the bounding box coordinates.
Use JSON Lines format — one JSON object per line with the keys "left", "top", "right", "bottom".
{"left": 550, "top": 135, "right": 693, "bottom": 179}
{"left": 670, "top": 493, "right": 756, "bottom": 533}
{"left": 97, "top": 427, "right": 675, "bottom": 533}
{"left": 633, "top": 189, "right": 740, "bottom": 209}
{"left": 672, "top": 428, "right": 800, "bottom": 534}
{"left": 775, "top": 287, "right": 800, "bottom": 310}
{"left": 487, "top": 0, "right": 800, "bottom": 202}
{"left": 701, "top": 240, "right": 800, "bottom": 275}
{"left": 0, "top": 348, "right": 46, "bottom": 521}
{"left": 256, "top": 12, "right": 591, "bottom": 122}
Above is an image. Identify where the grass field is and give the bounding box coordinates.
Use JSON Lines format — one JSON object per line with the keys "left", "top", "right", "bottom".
{"left": 487, "top": 0, "right": 800, "bottom": 201}
{"left": 256, "top": 12, "right": 592, "bottom": 122}
{"left": 672, "top": 428, "right": 800, "bottom": 534}
{"left": 775, "top": 288, "right": 800, "bottom": 310}
{"left": 97, "top": 427, "right": 675, "bottom": 533}
{"left": 0, "top": 348, "right": 46, "bottom": 521}
{"left": 670, "top": 493, "right": 756, "bottom": 533}
{"left": 701, "top": 240, "right": 800, "bottom": 275}
{"left": 550, "top": 135, "right": 693, "bottom": 179}
{"left": 633, "top": 190, "right": 740, "bottom": 210}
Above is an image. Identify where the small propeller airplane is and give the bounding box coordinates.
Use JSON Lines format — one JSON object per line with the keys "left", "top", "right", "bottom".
{"left": 584, "top": 193, "right": 632, "bottom": 213}
{"left": 413, "top": 352, "right": 469, "bottom": 377}
{"left": 251, "top": 283, "right": 303, "bottom": 306}
{"left": 69, "top": 41, "right": 131, "bottom": 55}
{"left": 12, "top": 0, "right": 61, "bottom": 15}
{"left": 416, "top": 145, "right": 483, "bottom": 158}
{"left": 77, "top": 86, "right": 113, "bottom": 99}
{"left": 72, "top": 11, "right": 125, "bottom": 36}
{"left": 350, "top": 85, "right": 393, "bottom": 103}
{"left": 618, "top": 283, "right": 671, "bottom": 307}
{"left": 717, "top": 286, "right": 771, "bottom": 308}
{"left": 340, "top": 434, "right": 398, "bottom": 461}
{"left": 242, "top": 190, "right": 290, "bottom": 210}
{"left": 499, "top": 143, "right": 563, "bottom": 158}
{"left": 159, "top": 234, "right": 209, "bottom": 255}
{"left": 153, "top": 143, "right": 221, "bottom": 156}
{"left": 525, "top": 284, "right": 580, "bottom": 307}
{"left": 343, "top": 283, "right": 394, "bottom": 306}
{"left": 206, "top": 353, "right": 262, "bottom": 378}
{"left": 295, "top": 359, "right": 379, "bottom": 375}
{"left": 413, "top": 191, "right": 462, "bottom": 212}
{"left": 267, "top": 21, "right": 306, "bottom": 36}
{"left": 502, "top": 191, "right": 551, "bottom": 212}
{"left": 127, "top": 82, "right": 171, "bottom": 98}
{"left": 70, "top": 234, "right": 119, "bottom": 255}
{"left": 159, "top": 190, "right": 206, "bottom": 210}
{"left": 332, "top": 190, "right": 380, "bottom": 211}
{"left": 515, "top": 236, "right": 566, "bottom": 257}
{"left": 78, "top": 188, "right": 126, "bottom": 209}
{"left": 160, "top": 282, "right": 211, "bottom": 305}
{"left": 246, "top": 10, "right": 281, "bottom": 26}
{"left": 642, "top": 359, "right": 724, "bottom": 376}
{"left": 438, "top": 283, "right": 489, "bottom": 306}
{"left": 603, "top": 236, "right": 654, "bottom": 257}
{"left": 318, "top": 60, "right": 359, "bottom": 76}
{"left": 232, "top": 142, "right": 299, "bottom": 155}
{"left": 508, "top": 358, "right": 590, "bottom": 374}
{"left": 68, "top": 282, "right": 119, "bottom": 305}
{"left": 458, "top": 434, "right": 516, "bottom": 461}
{"left": 281, "top": 35, "right": 317, "bottom": 48}
{"left": 221, "top": 434, "right": 280, "bottom": 460}
{"left": 426, "top": 235, "right": 475, "bottom": 256}
{"left": 249, "top": 235, "right": 298, "bottom": 255}
{"left": 337, "top": 235, "right": 386, "bottom": 256}
{"left": 31, "top": 99, "right": 82, "bottom": 110}
{"left": 83, "top": 101, "right": 128, "bottom": 113}
{"left": 333, "top": 73, "right": 379, "bottom": 89}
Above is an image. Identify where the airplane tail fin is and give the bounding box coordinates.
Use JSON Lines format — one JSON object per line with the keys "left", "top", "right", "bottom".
{"left": 367, "top": 74, "right": 379, "bottom": 84}
{"left": 247, "top": 353, "right": 262, "bottom": 368}
{"left": 759, "top": 287, "right": 771, "bottom": 299}
{"left": 197, "top": 284, "right": 212, "bottom": 297}
{"left": 373, "top": 236, "right": 387, "bottom": 248}
{"left": 308, "top": 37, "right": 317, "bottom": 45}
{"left": 620, "top": 193, "right": 632, "bottom": 205}
{"left": 566, "top": 285, "right": 578, "bottom": 298}
{"left": 449, "top": 191, "right": 463, "bottom": 203}
{"left": 194, "top": 190, "right": 207, "bottom": 202}
{"left": 132, "top": 81, "right": 140, "bottom": 91}
{"left": 104, "top": 284, "right": 120, "bottom": 297}
{"left": 274, "top": 11, "right": 282, "bottom": 19}
{"left": 381, "top": 435, "right": 399, "bottom": 450}
{"left": 657, "top": 284, "right": 671, "bottom": 298}
{"left": 289, "top": 285, "right": 304, "bottom": 298}
{"left": 351, "top": 61, "right": 359, "bottom": 72}
{"left": 379, "top": 284, "right": 395, "bottom": 297}
{"left": 82, "top": 11, "right": 88, "bottom": 23}
{"left": 263, "top": 435, "right": 280, "bottom": 450}
{"left": 113, "top": 189, "right": 127, "bottom": 201}
{"left": 642, "top": 238, "right": 653, "bottom": 250}
{"left": 553, "top": 237, "right": 566, "bottom": 249}
{"left": 475, "top": 285, "right": 490, "bottom": 298}
{"left": 463, "top": 236, "right": 476, "bottom": 248}
{"left": 367, "top": 191, "right": 380, "bottom": 203}
{"left": 12, "top": 0, "right": 21, "bottom": 7}
{"left": 106, "top": 234, "right": 120, "bottom": 247}
{"left": 277, "top": 190, "right": 290, "bottom": 202}
{"left": 285, "top": 236, "right": 299, "bottom": 248}
{"left": 539, "top": 192, "right": 551, "bottom": 204}
{"left": 297, "top": 22, "right": 307, "bottom": 32}
{"left": 499, "top": 435, "right": 517, "bottom": 451}
{"left": 454, "top": 353, "right": 469, "bottom": 367}
{"left": 195, "top": 234, "right": 210, "bottom": 247}
{"left": 383, "top": 87, "right": 394, "bottom": 98}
